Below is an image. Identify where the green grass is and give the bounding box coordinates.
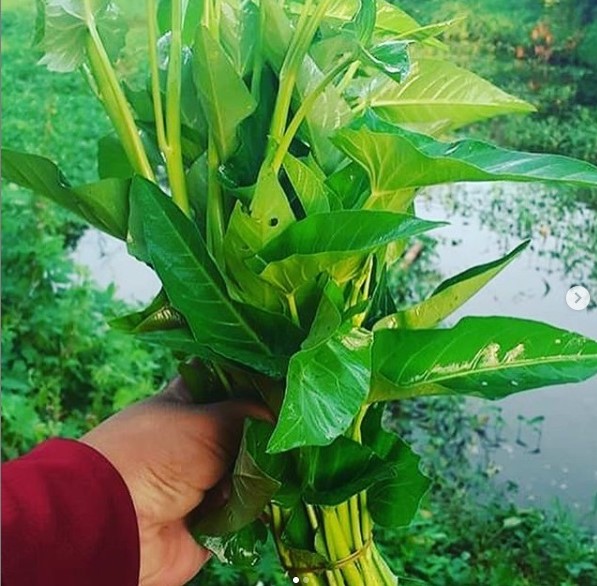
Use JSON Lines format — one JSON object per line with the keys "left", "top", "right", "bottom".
{"left": 1, "top": 2, "right": 111, "bottom": 184}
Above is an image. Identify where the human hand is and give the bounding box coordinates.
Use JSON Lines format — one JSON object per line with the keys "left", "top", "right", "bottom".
{"left": 80, "top": 377, "right": 269, "bottom": 586}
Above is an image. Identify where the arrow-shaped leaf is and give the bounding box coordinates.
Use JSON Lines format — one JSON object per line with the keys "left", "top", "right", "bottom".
{"left": 366, "top": 58, "right": 534, "bottom": 135}
{"left": 268, "top": 325, "right": 372, "bottom": 453}
{"left": 334, "top": 111, "right": 597, "bottom": 195}
{"left": 375, "top": 240, "right": 530, "bottom": 330}
{"left": 193, "top": 24, "right": 256, "bottom": 161}
{"left": 268, "top": 285, "right": 372, "bottom": 452}
{"left": 371, "top": 316, "right": 597, "bottom": 401}
{"left": 248, "top": 210, "right": 446, "bottom": 293}
{"left": 37, "top": 0, "right": 126, "bottom": 73}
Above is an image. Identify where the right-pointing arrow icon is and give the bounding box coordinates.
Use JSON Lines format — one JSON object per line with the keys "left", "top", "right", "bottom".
{"left": 566, "top": 286, "right": 591, "bottom": 311}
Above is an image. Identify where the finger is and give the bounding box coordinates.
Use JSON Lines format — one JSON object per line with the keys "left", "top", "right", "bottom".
{"left": 170, "top": 400, "right": 274, "bottom": 499}
{"left": 174, "top": 528, "right": 212, "bottom": 585}
{"left": 147, "top": 522, "right": 212, "bottom": 586}
{"left": 153, "top": 375, "right": 195, "bottom": 405}
{"left": 186, "top": 474, "right": 232, "bottom": 528}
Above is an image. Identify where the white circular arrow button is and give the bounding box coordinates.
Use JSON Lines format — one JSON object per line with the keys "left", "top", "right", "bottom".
{"left": 566, "top": 285, "right": 591, "bottom": 311}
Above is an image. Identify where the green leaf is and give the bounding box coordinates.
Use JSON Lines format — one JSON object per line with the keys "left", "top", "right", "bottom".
{"left": 361, "top": 41, "right": 411, "bottom": 84}
{"left": 249, "top": 211, "right": 445, "bottom": 293}
{"left": 375, "top": 240, "right": 530, "bottom": 330}
{"left": 109, "top": 289, "right": 186, "bottom": 333}
{"left": 391, "top": 17, "right": 462, "bottom": 43}
{"left": 371, "top": 317, "right": 597, "bottom": 402}
{"left": 361, "top": 404, "right": 430, "bottom": 528}
{"left": 223, "top": 65, "right": 277, "bottom": 187}
{"left": 354, "top": 0, "right": 376, "bottom": 45}
{"left": 334, "top": 111, "right": 597, "bottom": 194}
{"left": 37, "top": 0, "right": 125, "bottom": 72}
{"left": 365, "top": 59, "right": 535, "bottom": 135}
{"left": 222, "top": 167, "right": 296, "bottom": 308}
{"left": 185, "top": 153, "right": 208, "bottom": 236}
{"left": 219, "top": 0, "right": 259, "bottom": 77}
{"left": 283, "top": 153, "right": 331, "bottom": 215}
{"left": 289, "top": 0, "right": 443, "bottom": 46}
{"left": 195, "top": 419, "right": 281, "bottom": 535}
{"left": 326, "top": 161, "right": 370, "bottom": 209}
{"left": 157, "top": 0, "right": 203, "bottom": 46}
{"left": 129, "top": 177, "right": 286, "bottom": 376}
{"left": 193, "top": 24, "right": 256, "bottom": 161}
{"left": 364, "top": 265, "right": 397, "bottom": 329}
{"left": 197, "top": 520, "right": 268, "bottom": 569}
{"left": 268, "top": 289, "right": 372, "bottom": 452}
{"left": 1, "top": 149, "right": 129, "bottom": 239}
{"left": 241, "top": 303, "right": 305, "bottom": 358}
{"left": 97, "top": 133, "right": 134, "bottom": 179}
{"left": 137, "top": 329, "right": 222, "bottom": 362}
{"left": 374, "top": 0, "right": 444, "bottom": 45}
{"left": 281, "top": 505, "right": 328, "bottom": 568}
{"left": 300, "top": 437, "right": 390, "bottom": 505}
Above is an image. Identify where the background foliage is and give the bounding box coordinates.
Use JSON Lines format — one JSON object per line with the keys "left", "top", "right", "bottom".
{"left": 1, "top": 0, "right": 174, "bottom": 460}
{"left": 2, "top": 0, "right": 596, "bottom": 584}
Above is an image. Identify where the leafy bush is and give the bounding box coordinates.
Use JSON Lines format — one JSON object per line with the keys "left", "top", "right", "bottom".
{"left": 1, "top": 2, "right": 174, "bottom": 460}
{"left": 1, "top": 188, "right": 175, "bottom": 460}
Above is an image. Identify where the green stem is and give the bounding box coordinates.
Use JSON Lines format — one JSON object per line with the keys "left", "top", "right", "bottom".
{"left": 319, "top": 510, "right": 346, "bottom": 586}
{"left": 336, "top": 60, "right": 360, "bottom": 95}
{"left": 359, "top": 492, "right": 372, "bottom": 541}
{"left": 166, "top": 0, "right": 191, "bottom": 215}
{"left": 270, "top": 505, "right": 293, "bottom": 570}
{"left": 147, "top": 0, "right": 190, "bottom": 215}
{"left": 269, "top": 0, "right": 335, "bottom": 150}
{"left": 269, "top": 0, "right": 315, "bottom": 145}
{"left": 250, "top": 0, "right": 266, "bottom": 100}
{"left": 348, "top": 496, "right": 363, "bottom": 551}
{"left": 271, "top": 54, "right": 354, "bottom": 172}
{"left": 287, "top": 293, "right": 301, "bottom": 327}
{"left": 322, "top": 508, "right": 363, "bottom": 586}
{"left": 147, "top": 0, "right": 168, "bottom": 151}
{"left": 372, "top": 544, "right": 398, "bottom": 585}
{"left": 86, "top": 26, "right": 153, "bottom": 180}
{"left": 206, "top": 135, "right": 225, "bottom": 264}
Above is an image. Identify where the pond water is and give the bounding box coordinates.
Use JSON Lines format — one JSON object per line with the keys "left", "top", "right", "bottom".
{"left": 417, "top": 182, "right": 597, "bottom": 526}
{"left": 73, "top": 180, "right": 597, "bottom": 524}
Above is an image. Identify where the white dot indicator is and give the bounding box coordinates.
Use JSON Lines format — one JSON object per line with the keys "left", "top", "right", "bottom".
{"left": 292, "top": 578, "right": 300, "bottom": 584}
{"left": 566, "top": 285, "right": 591, "bottom": 311}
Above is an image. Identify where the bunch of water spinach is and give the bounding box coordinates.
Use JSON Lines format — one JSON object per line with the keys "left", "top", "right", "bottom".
{"left": 4, "top": 0, "right": 597, "bottom": 583}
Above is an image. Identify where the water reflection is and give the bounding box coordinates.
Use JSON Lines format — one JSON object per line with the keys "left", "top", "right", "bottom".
{"left": 417, "top": 181, "right": 597, "bottom": 526}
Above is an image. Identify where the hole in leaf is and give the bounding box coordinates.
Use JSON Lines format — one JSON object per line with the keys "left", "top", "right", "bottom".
{"left": 269, "top": 217, "right": 279, "bottom": 227}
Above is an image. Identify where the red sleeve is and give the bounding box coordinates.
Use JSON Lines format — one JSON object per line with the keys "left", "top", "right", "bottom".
{"left": 1, "top": 438, "right": 140, "bottom": 586}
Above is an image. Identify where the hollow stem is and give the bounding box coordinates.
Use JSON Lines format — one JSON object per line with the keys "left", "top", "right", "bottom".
{"left": 287, "top": 293, "right": 301, "bottom": 327}
{"left": 164, "top": 0, "right": 190, "bottom": 214}
{"left": 147, "top": 0, "right": 190, "bottom": 214}
{"left": 206, "top": 135, "right": 225, "bottom": 264}
{"left": 270, "top": 0, "right": 336, "bottom": 149}
{"left": 86, "top": 24, "right": 153, "bottom": 180}
{"left": 272, "top": 54, "right": 354, "bottom": 172}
